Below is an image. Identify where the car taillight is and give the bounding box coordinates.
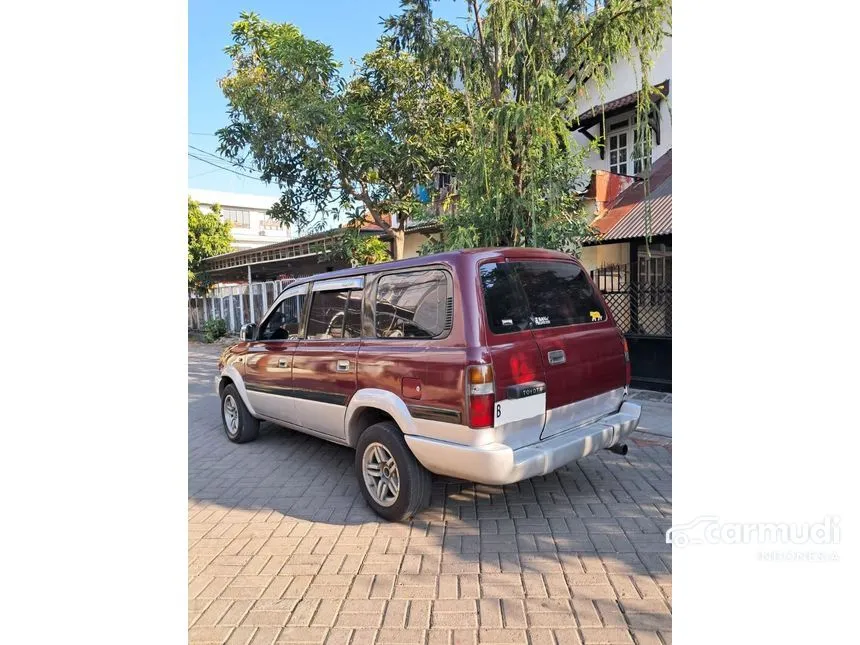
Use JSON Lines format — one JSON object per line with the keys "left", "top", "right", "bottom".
{"left": 467, "top": 364, "right": 495, "bottom": 428}
{"left": 620, "top": 334, "right": 631, "bottom": 386}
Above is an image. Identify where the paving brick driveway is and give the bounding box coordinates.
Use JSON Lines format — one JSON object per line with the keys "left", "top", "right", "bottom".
{"left": 189, "top": 342, "right": 672, "bottom": 645}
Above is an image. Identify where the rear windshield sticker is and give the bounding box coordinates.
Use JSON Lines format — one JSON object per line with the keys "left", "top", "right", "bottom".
{"left": 590, "top": 311, "right": 603, "bottom": 322}
{"left": 502, "top": 318, "right": 513, "bottom": 326}
{"left": 531, "top": 316, "right": 550, "bottom": 326}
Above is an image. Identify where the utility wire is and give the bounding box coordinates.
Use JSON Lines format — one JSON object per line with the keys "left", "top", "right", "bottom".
{"left": 188, "top": 144, "right": 260, "bottom": 174}
{"left": 189, "top": 168, "right": 220, "bottom": 180}
{"left": 187, "top": 153, "right": 266, "bottom": 182}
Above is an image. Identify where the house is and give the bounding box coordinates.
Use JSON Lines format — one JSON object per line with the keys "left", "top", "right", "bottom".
{"left": 192, "top": 38, "right": 672, "bottom": 389}
{"left": 570, "top": 36, "right": 673, "bottom": 391}
{"left": 189, "top": 188, "right": 290, "bottom": 251}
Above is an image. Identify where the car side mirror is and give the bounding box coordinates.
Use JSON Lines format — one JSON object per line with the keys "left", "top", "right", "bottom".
{"left": 239, "top": 323, "right": 257, "bottom": 341}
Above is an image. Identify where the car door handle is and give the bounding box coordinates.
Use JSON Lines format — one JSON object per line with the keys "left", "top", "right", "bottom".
{"left": 278, "top": 358, "right": 290, "bottom": 368}
{"left": 548, "top": 349, "right": 566, "bottom": 365}
{"left": 336, "top": 360, "right": 351, "bottom": 372}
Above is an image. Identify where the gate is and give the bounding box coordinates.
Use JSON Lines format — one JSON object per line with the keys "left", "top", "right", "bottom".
{"left": 591, "top": 260, "right": 672, "bottom": 391}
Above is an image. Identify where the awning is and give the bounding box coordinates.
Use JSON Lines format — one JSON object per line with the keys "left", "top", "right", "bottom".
{"left": 575, "top": 80, "right": 670, "bottom": 130}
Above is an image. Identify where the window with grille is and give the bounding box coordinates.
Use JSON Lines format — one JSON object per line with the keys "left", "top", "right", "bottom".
{"left": 637, "top": 252, "right": 671, "bottom": 306}
{"left": 608, "top": 115, "right": 653, "bottom": 177}
{"left": 608, "top": 120, "right": 630, "bottom": 175}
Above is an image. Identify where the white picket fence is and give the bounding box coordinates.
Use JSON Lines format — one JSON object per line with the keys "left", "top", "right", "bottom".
{"left": 188, "top": 278, "right": 305, "bottom": 334}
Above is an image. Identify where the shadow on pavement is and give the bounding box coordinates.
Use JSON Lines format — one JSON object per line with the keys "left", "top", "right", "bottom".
{"left": 188, "top": 341, "right": 672, "bottom": 640}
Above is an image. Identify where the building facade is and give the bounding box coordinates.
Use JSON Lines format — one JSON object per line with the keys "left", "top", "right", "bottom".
{"left": 189, "top": 188, "right": 290, "bottom": 251}
{"left": 570, "top": 36, "right": 673, "bottom": 391}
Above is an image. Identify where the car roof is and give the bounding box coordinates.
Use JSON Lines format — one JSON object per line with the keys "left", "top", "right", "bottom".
{"left": 281, "top": 247, "right": 576, "bottom": 292}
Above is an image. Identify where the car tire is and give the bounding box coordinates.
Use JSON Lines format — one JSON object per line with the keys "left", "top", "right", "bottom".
{"left": 355, "top": 421, "right": 431, "bottom": 522}
{"left": 221, "top": 383, "right": 260, "bottom": 444}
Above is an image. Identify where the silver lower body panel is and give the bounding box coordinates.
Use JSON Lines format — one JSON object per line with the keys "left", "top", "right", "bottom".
{"left": 405, "top": 401, "right": 641, "bottom": 485}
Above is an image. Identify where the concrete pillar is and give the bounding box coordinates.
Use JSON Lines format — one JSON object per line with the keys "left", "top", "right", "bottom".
{"left": 248, "top": 265, "right": 255, "bottom": 323}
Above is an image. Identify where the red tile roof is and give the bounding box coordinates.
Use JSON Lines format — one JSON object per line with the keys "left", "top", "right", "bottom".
{"left": 589, "top": 150, "right": 672, "bottom": 242}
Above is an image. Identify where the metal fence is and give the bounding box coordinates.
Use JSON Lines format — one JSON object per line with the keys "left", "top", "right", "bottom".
{"left": 188, "top": 277, "right": 308, "bottom": 334}
{"left": 190, "top": 264, "right": 671, "bottom": 338}
{"left": 591, "top": 263, "right": 672, "bottom": 337}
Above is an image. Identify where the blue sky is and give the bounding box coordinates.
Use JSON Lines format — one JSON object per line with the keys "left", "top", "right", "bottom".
{"left": 188, "top": 0, "right": 467, "bottom": 197}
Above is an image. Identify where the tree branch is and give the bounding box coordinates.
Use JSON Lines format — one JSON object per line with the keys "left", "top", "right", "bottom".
{"left": 355, "top": 180, "right": 392, "bottom": 232}
{"left": 469, "top": 0, "right": 500, "bottom": 103}
{"left": 557, "top": 2, "right": 648, "bottom": 78}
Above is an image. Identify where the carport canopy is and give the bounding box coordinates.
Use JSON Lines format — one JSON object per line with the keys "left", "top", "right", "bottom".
{"left": 201, "top": 227, "right": 382, "bottom": 283}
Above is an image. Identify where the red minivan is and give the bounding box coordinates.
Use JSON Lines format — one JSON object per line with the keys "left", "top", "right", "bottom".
{"left": 217, "top": 248, "right": 641, "bottom": 520}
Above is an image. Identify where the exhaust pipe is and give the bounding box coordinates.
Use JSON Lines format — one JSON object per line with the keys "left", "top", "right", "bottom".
{"left": 608, "top": 443, "right": 628, "bottom": 456}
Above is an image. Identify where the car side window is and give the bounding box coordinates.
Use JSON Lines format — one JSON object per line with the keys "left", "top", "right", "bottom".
{"left": 375, "top": 270, "right": 451, "bottom": 339}
{"left": 305, "top": 289, "right": 351, "bottom": 340}
{"left": 343, "top": 290, "right": 363, "bottom": 339}
{"left": 257, "top": 290, "right": 307, "bottom": 340}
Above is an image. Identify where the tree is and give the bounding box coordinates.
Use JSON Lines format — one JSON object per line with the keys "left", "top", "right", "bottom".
{"left": 385, "top": 0, "right": 671, "bottom": 254}
{"left": 217, "top": 12, "right": 465, "bottom": 259}
{"left": 188, "top": 197, "right": 233, "bottom": 293}
{"left": 323, "top": 230, "right": 392, "bottom": 267}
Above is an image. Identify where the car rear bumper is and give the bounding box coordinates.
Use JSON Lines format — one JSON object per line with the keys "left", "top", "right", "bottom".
{"left": 404, "top": 401, "right": 641, "bottom": 485}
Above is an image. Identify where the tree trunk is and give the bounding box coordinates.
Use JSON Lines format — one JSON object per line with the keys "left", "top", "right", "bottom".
{"left": 392, "top": 226, "right": 406, "bottom": 260}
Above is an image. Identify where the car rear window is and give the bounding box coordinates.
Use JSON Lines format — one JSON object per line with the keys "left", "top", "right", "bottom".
{"left": 479, "top": 263, "right": 530, "bottom": 334}
{"left": 480, "top": 260, "right": 606, "bottom": 334}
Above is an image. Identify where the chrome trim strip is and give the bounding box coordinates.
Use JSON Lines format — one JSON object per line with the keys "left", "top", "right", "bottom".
{"left": 312, "top": 276, "right": 364, "bottom": 292}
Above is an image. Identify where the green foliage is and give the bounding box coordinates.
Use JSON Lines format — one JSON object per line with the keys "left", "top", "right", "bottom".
{"left": 217, "top": 12, "right": 466, "bottom": 257}
{"left": 188, "top": 197, "right": 233, "bottom": 294}
{"left": 416, "top": 236, "right": 446, "bottom": 256}
{"left": 203, "top": 317, "right": 228, "bottom": 343}
{"left": 385, "top": 0, "right": 671, "bottom": 253}
{"left": 322, "top": 229, "right": 392, "bottom": 267}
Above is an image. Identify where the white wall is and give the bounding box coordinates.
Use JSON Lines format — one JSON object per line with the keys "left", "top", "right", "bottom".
{"left": 572, "top": 37, "right": 672, "bottom": 173}
{"left": 579, "top": 242, "right": 630, "bottom": 273}
{"left": 189, "top": 188, "right": 290, "bottom": 249}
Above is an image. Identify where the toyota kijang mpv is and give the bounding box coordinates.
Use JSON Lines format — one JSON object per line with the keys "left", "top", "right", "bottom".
{"left": 217, "top": 248, "right": 640, "bottom": 520}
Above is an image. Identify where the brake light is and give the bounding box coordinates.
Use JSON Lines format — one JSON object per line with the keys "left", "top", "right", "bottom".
{"left": 620, "top": 334, "right": 631, "bottom": 386}
{"left": 467, "top": 365, "right": 495, "bottom": 428}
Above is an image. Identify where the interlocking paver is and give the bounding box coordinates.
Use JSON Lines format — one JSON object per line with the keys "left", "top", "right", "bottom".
{"left": 188, "top": 343, "right": 671, "bottom": 645}
{"left": 376, "top": 628, "right": 426, "bottom": 644}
